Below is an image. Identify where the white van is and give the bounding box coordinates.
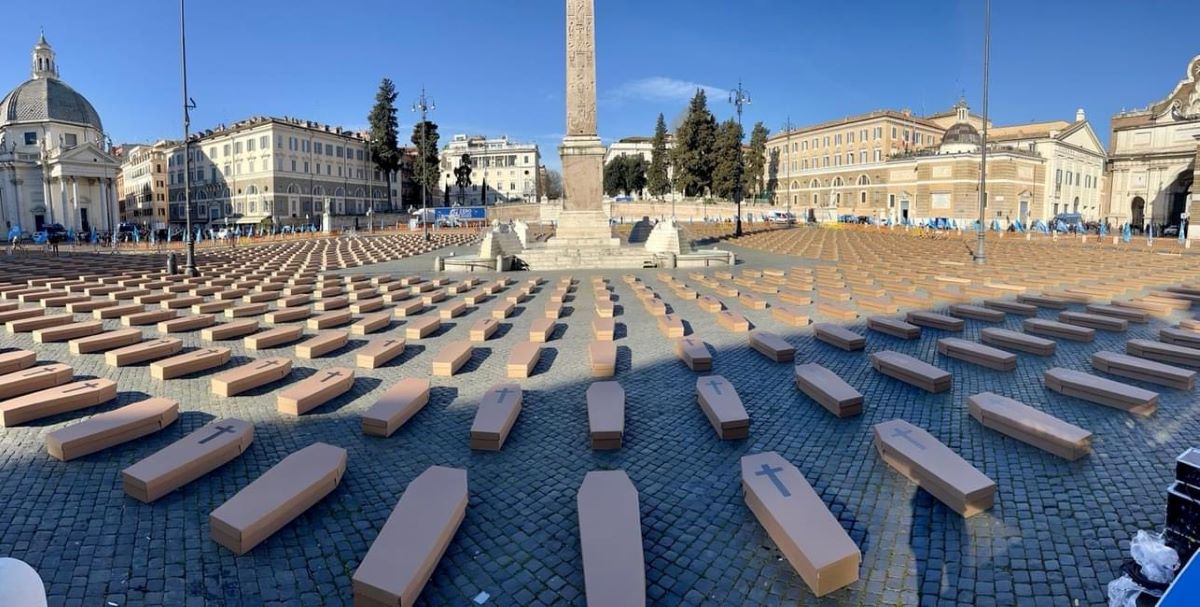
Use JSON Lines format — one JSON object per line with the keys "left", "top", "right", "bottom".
{"left": 765, "top": 210, "right": 796, "bottom": 224}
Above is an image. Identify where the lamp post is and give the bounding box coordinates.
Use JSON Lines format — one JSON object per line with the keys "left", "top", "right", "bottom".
{"left": 412, "top": 87, "right": 436, "bottom": 242}
{"left": 729, "top": 80, "right": 751, "bottom": 237}
{"left": 973, "top": 0, "right": 991, "bottom": 265}
{"left": 179, "top": 0, "right": 198, "bottom": 276}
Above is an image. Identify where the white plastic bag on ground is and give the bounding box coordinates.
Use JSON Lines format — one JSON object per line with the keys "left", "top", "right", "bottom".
{"left": 1131, "top": 530, "right": 1180, "bottom": 584}
{"left": 1107, "top": 575, "right": 1142, "bottom": 607}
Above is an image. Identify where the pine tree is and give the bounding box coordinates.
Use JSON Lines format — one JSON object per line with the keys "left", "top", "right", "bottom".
{"left": 671, "top": 90, "right": 718, "bottom": 197}
{"left": 711, "top": 118, "right": 744, "bottom": 200}
{"left": 746, "top": 122, "right": 770, "bottom": 197}
{"left": 646, "top": 113, "right": 671, "bottom": 199}
{"left": 367, "top": 78, "right": 401, "bottom": 210}
{"left": 603, "top": 156, "right": 626, "bottom": 197}
{"left": 410, "top": 121, "right": 441, "bottom": 206}
{"left": 624, "top": 156, "right": 647, "bottom": 197}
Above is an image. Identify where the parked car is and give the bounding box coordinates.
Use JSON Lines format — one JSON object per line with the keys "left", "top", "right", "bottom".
{"left": 765, "top": 210, "right": 796, "bottom": 224}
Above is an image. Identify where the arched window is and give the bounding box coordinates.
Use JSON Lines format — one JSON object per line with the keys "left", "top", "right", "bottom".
{"left": 808, "top": 179, "right": 819, "bottom": 189}
{"left": 832, "top": 177, "right": 844, "bottom": 188}
{"left": 246, "top": 185, "right": 258, "bottom": 195}
{"left": 857, "top": 175, "right": 870, "bottom": 186}
{"left": 287, "top": 184, "right": 300, "bottom": 195}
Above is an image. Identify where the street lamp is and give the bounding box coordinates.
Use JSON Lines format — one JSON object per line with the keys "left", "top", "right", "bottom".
{"left": 412, "top": 87, "right": 436, "bottom": 242}
{"left": 179, "top": 0, "right": 198, "bottom": 276}
{"left": 729, "top": 80, "right": 751, "bottom": 237}
{"left": 973, "top": 0, "right": 991, "bottom": 265}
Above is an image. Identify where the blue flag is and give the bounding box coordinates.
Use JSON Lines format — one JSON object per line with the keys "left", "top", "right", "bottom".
{"left": 33, "top": 232, "right": 47, "bottom": 244}
{"left": 1122, "top": 223, "right": 1132, "bottom": 243}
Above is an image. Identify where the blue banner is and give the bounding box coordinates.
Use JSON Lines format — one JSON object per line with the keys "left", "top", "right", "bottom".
{"left": 433, "top": 207, "right": 486, "bottom": 221}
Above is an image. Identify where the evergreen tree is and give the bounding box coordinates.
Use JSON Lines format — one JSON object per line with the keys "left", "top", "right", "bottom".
{"left": 671, "top": 89, "right": 718, "bottom": 197}
{"left": 624, "top": 156, "right": 648, "bottom": 197}
{"left": 711, "top": 118, "right": 744, "bottom": 200}
{"left": 766, "top": 148, "right": 780, "bottom": 204}
{"left": 367, "top": 78, "right": 401, "bottom": 210}
{"left": 603, "top": 156, "right": 625, "bottom": 197}
{"left": 746, "top": 122, "right": 770, "bottom": 197}
{"left": 410, "top": 121, "right": 441, "bottom": 207}
{"left": 646, "top": 113, "right": 671, "bottom": 199}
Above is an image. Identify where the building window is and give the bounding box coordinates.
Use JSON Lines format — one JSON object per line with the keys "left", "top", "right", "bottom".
{"left": 325, "top": 144, "right": 333, "bottom": 155}
{"left": 63, "top": 133, "right": 77, "bottom": 147}
{"left": 846, "top": 153, "right": 853, "bottom": 164}
{"left": 291, "top": 160, "right": 297, "bottom": 172}
{"left": 260, "top": 136, "right": 268, "bottom": 149}
{"left": 24, "top": 132, "right": 37, "bottom": 145}
{"left": 891, "top": 127, "right": 897, "bottom": 139}
{"left": 888, "top": 194, "right": 896, "bottom": 208}
{"left": 860, "top": 151, "right": 867, "bottom": 163}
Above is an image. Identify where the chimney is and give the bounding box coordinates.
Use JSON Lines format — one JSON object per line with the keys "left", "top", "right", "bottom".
{"left": 1075, "top": 108, "right": 1086, "bottom": 123}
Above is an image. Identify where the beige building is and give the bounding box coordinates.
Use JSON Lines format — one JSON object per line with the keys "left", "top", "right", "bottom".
{"left": 167, "top": 116, "right": 399, "bottom": 228}
{"left": 1107, "top": 55, "right": 1200, "bottom": 234}
{"left": 118, "top": 140, "right": 175, "bottom": 229}
{"left": 765, "top": 98, "right": 1099, "bottom": 225}
{"left": 439, "top": 134, "right": 539, "bottom": 205}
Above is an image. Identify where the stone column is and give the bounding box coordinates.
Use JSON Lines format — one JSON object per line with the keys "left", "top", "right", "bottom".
{"left": 70, "top": 177, "right": 79, "bottom": 230}
{"left": 107, "top": 178, "right": 117, "bottom": 232}
{"left": 58, "top": 177, "right": 68, "bottom": 229}
{"left": 43, "top": 176, "right": 54, "bottom": 224}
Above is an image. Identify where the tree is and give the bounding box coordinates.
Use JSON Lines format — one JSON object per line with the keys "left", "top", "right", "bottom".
{"left": 480, "top": 175, "right": 488, "bottom": 205}
{"left": 542, "top": 169, "right": 564, "bottom": 200}
{"left": 454, "top": 153, "right": 473, "bottom": 206}
{"left": 766, "top": 147, "right": 780, "bottom": 204}
{"left": 671, "top": 89, "right": 717, "bottom": 197}
{"left": 646, "top": 113, "right": 671, "bottom": 199}
{"left": 603, "top": 156, "right": 625, "bottom": 197}
{"left": 367, "top": 78, "right": 401, "bottom": 211}
{"left": 711, "top": 118, "right": 744, "bottom": 200}
{"left": 623, "top": 156, "right": 648, "bottom": 197}
{"left": 746, "top": 122, "right": 770, "bottom": 197}
{"left": 410, "top": 120, "right": 441, "bottom": 207}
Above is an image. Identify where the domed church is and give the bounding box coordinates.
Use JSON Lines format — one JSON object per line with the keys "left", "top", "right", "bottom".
{"left": 0, "top": 32, "right": 118, "bottom": 234}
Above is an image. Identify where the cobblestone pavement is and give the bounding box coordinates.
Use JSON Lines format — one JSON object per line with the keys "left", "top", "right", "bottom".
{"left": 0, "top": 239, "right": 1193, "bottom": 606}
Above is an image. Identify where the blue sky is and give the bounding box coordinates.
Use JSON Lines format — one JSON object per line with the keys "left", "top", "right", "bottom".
{"left": 2, "top": 0, "right": 1198, "bottom": 168}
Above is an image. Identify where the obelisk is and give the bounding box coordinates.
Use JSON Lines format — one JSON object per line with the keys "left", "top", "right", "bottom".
{"left": 552, "top": 0, "right": 618, "bottom": 248}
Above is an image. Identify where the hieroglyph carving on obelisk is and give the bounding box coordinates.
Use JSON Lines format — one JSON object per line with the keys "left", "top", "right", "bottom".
{"left": 565, "top": 0, "right": 597, "bottom": 137}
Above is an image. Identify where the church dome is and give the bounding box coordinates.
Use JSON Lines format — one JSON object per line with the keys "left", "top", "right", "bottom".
{"left": 940, "top": 122, "right": 980, "bottom": 148}
{"left": 0, "top": 78, "right": 103, "bottom": 131}
{"left": 0, "top": 33, "right": 103, "bottom": 132}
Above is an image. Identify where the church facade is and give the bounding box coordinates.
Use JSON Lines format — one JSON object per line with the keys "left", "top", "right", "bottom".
{"left": 1107, "top": 55, "right": 1200, "bottom": 234}
{"left": 0, "top": 33, "right": 119, "bottom": 235}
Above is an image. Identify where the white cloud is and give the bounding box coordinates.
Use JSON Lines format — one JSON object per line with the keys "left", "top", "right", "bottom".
{"left": 605, "top": 77, "right": 728, "bottom": 104}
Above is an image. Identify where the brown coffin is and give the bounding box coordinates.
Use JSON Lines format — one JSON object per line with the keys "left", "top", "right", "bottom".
{"left": 469, "top": 318, "right": 499, "bottom": 342}
{"left": 948, "top": 304, "right": 1005, "bottom": 323}
{"left": 432, "top": 341, "right": 473, "bottom": 377}
{"left": 33, "top": 320, "right": 103, "bottom": 343}
{"left": 717, "top": 310, "right": 751, "bottom": 333}
{"left": 211, "top": 357, "right": 292, "bottom": 397}
{"left": 438, "top": 300, "right": 467, "bottom": 320}
{"left": 1086, "top": 304, "right": 1150, "bottom": 323}
{"left": 361, "top": 378, "right": 431, "bottom": 437}
{"left": 469, "top": 384, "right": 522, "bottom": 451}
{"left": 578, "top": 470, "right": 646, "bottom": 606}
{"left": 224, "top": 303, "right": 269, "bottom": 318}
{"left": 9, "top": 312, "right": 74, "bottom": 333}
{"left": 741, "top": 452, "right": 860, "bottom": 596}
{"left": 295, "top": 331, "right": 349, "bottom": 359}
{"left": 772, "top": 306, "right": 809, "bottom": 327}
{"left": 201, "top": 319, "right": 260, "bottom": 341}
{"left": 529, "top": 318, "right": 556, "bottom": 343}
{"left": 1161, "top": 327, "right": 1200, "bottom": 349}
{"left": 674, "top": 337, "right": 712, "bottom": 372}
{"left": 46, "top": 397, "right": 178, "bottom": 461}
{"left": 870, "top": 351, "right": 952, "bottom": 393}
{"left": 793, "top": 363, "right": 863, "bottom": 418}
{"left": 873, "top": 419, "right": 995, "bottom": 517}
{"left": 209, "top": 442, "right": 347, "bottom": 555}
{"left": 867, "top": 316, "right": 920, "bottom": 340}
{"left": 695, "top": 375, "right": 749, "bottom": 439}
{"left": 589, "top": 341, "right": 617, "bottom": 377}
{"left": 350, "top": 298, "right": 385, "bottom": 314}
{"left": 307, "top": 310, "right": 352, "bottom": 330}
{"left": 1043, "top": 367, "right": 1157, "bottom": 416}
{"left": 277, "top": 367, "right": 356, "bottom": 414}
{"left": 905, "top": 311, "right": 964, "bottom": 331}
{"left": 352, "top": 465, "right": 468, "bottom": 607}
{"left": 121, "top": 418, "right": 254, "bottom": 503}
{"left": 982, "top": 299, "right": 1037, "bottom": 316}
{"left": 1023, "top": 318, "right": 1095, "bottom": 342}
{"left": 979, "top": 328, "right": 1056, "bottom": 356}
{"left": 105, "top": 337, "right": 182, "bottom": 366}
{"left": 265, "top": 306, "right": 310, "bottom": 324}
{"left": 656, "top": 314, "right": 684, "bottom": 338}
{"left": 592, "top": 316, "right": 615, "bottom": 341}
{"left": 0, "top": 378, "right": 118, "bottom": 427}
{"left": 245, "top": 325, "right": 305, "bottom": 350}
{"left": 749, "top": 330, "right": 795, "bottom": 362}
{"left": 505, "top": 341, "right": 542, "bottom": 379}
{"left": 587, "top": 381, "right": 625, "bottom": 450}
{"left": 490, "top": 301, "right": 514, "bottom": 320}
{"left": 1091, "top": 351, "right": 1195, "bottom": 390}
{"left": 1126, "top": 339, "right": 1200, "bottom": 368}
{"left": 357, "top": 336, "right": 407, "bottom": 369}
{"left": 936, "top": 338, "right": 1017, "bottom": 371}
{"left": 1016, "top": 294, "right": 1070, "bottom": 309}
{"left": 1059, "top": 311, "right": 1127, "bottom": 332}
{"left": 0, "top": 349, "right": 35, "bottom": 374}
{"left": 813, "top": 323, "right": 866, "bottom": 352}
{"left": 157, "top": 314, "right": 216, "bottom": 334}
{"left": 405, "top": 316, "right": 440, "bottom": 339}
{"left": 151, "top": 347, "right": 231, "bottom": 380}
{"left": 967, "top": 392, "right": 1091, "bottom": 461}
{"left": 351, "top": 312, "right": 392, "bottom": 336}
{"left": 0, "top": 363, "right": 73, "bottom": 400}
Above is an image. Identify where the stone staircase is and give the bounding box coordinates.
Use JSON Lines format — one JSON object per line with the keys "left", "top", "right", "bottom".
{"left": 516, "top": 244, "right": 658, "bottom": 270}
